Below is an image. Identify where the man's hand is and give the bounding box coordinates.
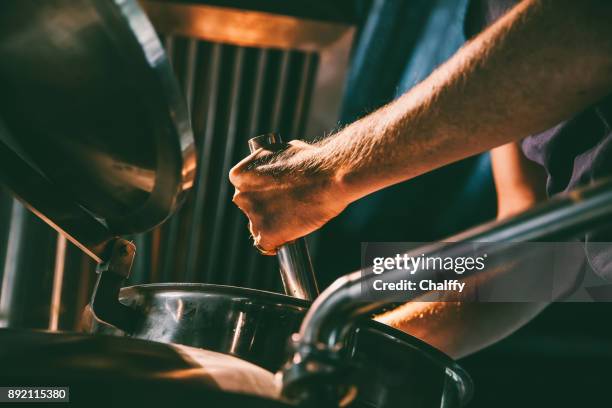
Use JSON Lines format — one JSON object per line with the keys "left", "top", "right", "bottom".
{"left": 229, "top": 140, "right": 348, "bottom": 253}
{"left": 230, "top": 0, "right": 612, "bottom": 253}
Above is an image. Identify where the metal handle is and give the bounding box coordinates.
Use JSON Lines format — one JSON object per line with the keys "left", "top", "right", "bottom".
{"left": 90, "top": 239, "right": 142, "bottom": 333}
{"left": 248, "top": 133, "right": 319, "bottom": 300}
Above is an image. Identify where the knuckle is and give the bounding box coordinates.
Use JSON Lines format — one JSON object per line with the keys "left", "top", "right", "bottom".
{"left": 228, "top": 165, "right": 242, "bottom": 186}
{"left": 231, "top": 190, "right": 243, "bottom": 205}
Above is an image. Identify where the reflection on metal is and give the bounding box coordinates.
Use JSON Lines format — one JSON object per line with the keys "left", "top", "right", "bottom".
{"left": 0, "top": 0, "right": 196, "bottom": 259}
{"left": 229, "top": 311, "right": 247, "bottom": 355}
{"left": 49, "top": 235, "right": 67, "bottom": 331}
{"left": 186, "top": 42, "right": 222, "bottom": 282}
{"left": 0, "top": 201, "right": 25, "bottom": 328}
{"left": 206, "top": 47, "right": 246, "bottom": 279}
{"left": 0, "top": 2, "right": 354, "bottom": 331}
{"left": 229, "top": 49, "right": 268, "bottom": 288}
{"left": 0, "top": 195, "right": 59, "bottom": 329}
{"left": 292, "top": 53, "right": 315, "bottom": 138}
{"left": 141, "top": 1, "right": 352, "bottom": 52}
{"left": 271, "top": 51, "right": 292, "bottom": 130}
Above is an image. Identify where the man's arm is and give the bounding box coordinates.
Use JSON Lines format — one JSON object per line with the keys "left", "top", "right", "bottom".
{"left": 491, "top": 142, "right": 548, "bottom": 218}
{"left": 230, "top": 0, "right": 612, "bottom": 251}
{"left": 376, "top": 143, "right": 550, "bottom": 359}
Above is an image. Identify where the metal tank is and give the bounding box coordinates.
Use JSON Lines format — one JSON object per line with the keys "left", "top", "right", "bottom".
{"left": 0, "top": 0, "right": 355, "bottom": 331}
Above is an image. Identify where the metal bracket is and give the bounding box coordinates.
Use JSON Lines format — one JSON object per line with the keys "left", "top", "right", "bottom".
{"left": 90, "top": 238, "right": 141, "bottom": 333}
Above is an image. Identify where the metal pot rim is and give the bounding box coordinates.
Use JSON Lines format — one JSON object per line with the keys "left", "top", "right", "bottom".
{"left": 120, "top": 282, "right": 310, "bottom": 308}
{"left": 365, "top": 320, "right": 473, "bottom": 404}
{"left": 118, "top": 282, "right": 472, "bottom": 403}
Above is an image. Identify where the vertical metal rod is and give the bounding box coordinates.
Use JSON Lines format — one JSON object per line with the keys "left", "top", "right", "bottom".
{"left": 163, "top": 35, "right": 174, "bottom": 61}
{"left": 136, "top": 34, "right": 176, "bottom": 285}
{"left": 206, "top": 47, "right": 245, "bottom": 282}
{"left": 186, "top": 42, "right": 223, "bottom": 281}
{"left": 161, "top": 38, "right": 199, "bottom": 282}
{"left": 247, "top": 134, "right": 319, "bottom": 300}
{"left": 244, "top": 50, "right": 288, "bottom": 289}
{"left": 183, "top": 38, "right": 198, "bottom": 110}
{"left": 294, "top": 53, "right": 321, "bottom": 262}
{"left": 148, "top": 227, "right": 161, "bottom": 282}
{"left": 0, "top": 200, "right": 25, "bottom": 327}
{"left": 291, "top": 53, "right": 314, "bottom": 138}
{"left": 270, "top": 50, "right": 291, "bottom": 131}
{"left": 129, "top": 234, "right": 147, "bottom": 284}
{"left": 258, "top": 50, "right": 293, "bottom": 292}
{"left": 292, "top": 53, "right": 321, "bottom": 264}
{"left": 227, "top": 49, "right": 268, "bottom": 286}
{"left": 74, "top": 253, "right": 93, "bottom": 329}
{"left": 48, "top": 234, "right": 66, "bottom": 331}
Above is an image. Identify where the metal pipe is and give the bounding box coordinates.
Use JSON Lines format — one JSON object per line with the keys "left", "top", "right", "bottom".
{"left": 247, "top": 133, "right": 319, "bottom": 300}
{"left": 271, "top": 51, "right": 291, "bottom": 131}
{"left": 282, "top": 176, "right": 612, "bottom": 393}
{"left": 291, "top": 53, "right": 314, "bottom": 138}
{"left": 0, "top": 200, "right": 26, "bottom": 328}
{"left": 185, "top": 42, "right": 222, "bottom": 281}
{"left": 48, "top": 234, "right": 67, "bottom": 331}
{"left": 207, "top": 47, "right": 245, "bottom": 280}
{"left": 233, "top": 49, "right": 267, "bottom": 288}
{"left": 161, "top": 36, "right": 198, "bottom": 282}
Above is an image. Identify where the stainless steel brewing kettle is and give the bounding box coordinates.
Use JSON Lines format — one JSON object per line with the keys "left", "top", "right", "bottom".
{"left": 0, "top": 1, "right": 472, "bottom": 407}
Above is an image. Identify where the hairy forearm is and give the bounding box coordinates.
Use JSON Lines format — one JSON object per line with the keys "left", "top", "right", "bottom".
{"left": 229, "top": 0, "right": 612, "bottom": 251}
{"left": 374, "top": 145, "right": 550, "bottom": 358}
{"left": 317, "top": 0, "right": 612, "bottom": 203}
{"left": 375, "top": 301, "right": 547, "bottom": 359}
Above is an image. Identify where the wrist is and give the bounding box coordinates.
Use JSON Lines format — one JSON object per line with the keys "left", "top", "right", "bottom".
{"left": 310, "top": 140, "right": 360, "bottom": 210}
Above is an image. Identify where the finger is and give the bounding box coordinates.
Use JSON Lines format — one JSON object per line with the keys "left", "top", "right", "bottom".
{"left": 229, "top": 148, "right": 276, "bottom": 186}
{"left": 255, "top": 235, "right": 280, "bottom": 255}
{"left": 249, "top": 222, "right": 277, "bottom": 256}
{"left": 254, "top": 242, "right": 277, "bottom": 256}
{"left": 231, "top": 190, "right": 245, "bottom": 210}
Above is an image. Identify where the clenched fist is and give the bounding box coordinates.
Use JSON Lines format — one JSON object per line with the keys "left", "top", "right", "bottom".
{"left": 229, "top": 140, "right": 348, "bottom": 254}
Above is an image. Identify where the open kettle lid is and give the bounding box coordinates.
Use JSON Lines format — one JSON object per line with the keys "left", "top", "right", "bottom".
{"left": 0, "top": 0, "right": 196, "bottom": 262}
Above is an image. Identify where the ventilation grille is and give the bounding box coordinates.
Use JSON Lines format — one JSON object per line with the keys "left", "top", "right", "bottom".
{"left": 128, "top": 36, "right": 320, "bottom": 292}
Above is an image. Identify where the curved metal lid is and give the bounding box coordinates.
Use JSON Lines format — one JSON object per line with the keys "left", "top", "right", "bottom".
{"left": 0, "top": 329, "right": 286, "bottom": 406}
{"left": 0, "top": 0, "right": 196, "bottom": 262}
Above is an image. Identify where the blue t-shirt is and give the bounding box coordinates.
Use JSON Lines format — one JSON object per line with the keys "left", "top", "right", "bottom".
{"left": 465, "top": 0, "right": 612, "bottom": 279}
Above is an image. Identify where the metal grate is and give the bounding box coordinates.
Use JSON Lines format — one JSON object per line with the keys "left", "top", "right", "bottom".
{"left": 0, "top": 2, "right": 354, "bottom": 330}
{"left": 129, "top": 38, "right": 320, "bottom": 291}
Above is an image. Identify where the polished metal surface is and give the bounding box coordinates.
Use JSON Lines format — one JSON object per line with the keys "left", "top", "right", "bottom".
{"left": 282, "top": 176, "right": 612, "bottom": 400}
{"left": 353, "top": 321, "right": 472, "bottom": 408}
{"left": 90, "top": 283, "right": 308, "bottom": 371}
{"left": 0, "top": 0, "right": 196, "bottom": 262}
{"left": 0, "top": 328, "right": 291, "bottom": 407}
{"left": 86, "top": 282, "right": 471, "bottom": 407}
{"left": 0, "top": 197, "right": 59, "bottom": 328}
{"left": 275, "top": 239, "right": 320, "bottom": 300}
{"left": 247, "top": 133, "right": 320, "bottom": 300}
